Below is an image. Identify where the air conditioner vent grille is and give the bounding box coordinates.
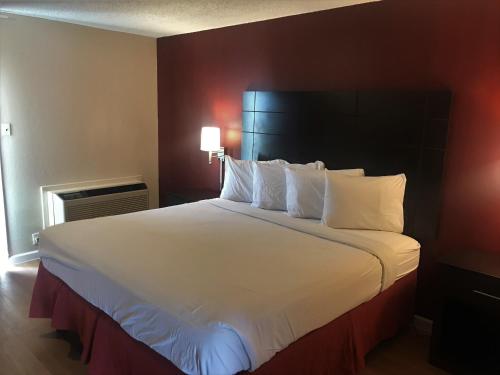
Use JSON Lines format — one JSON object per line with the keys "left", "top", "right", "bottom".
{"left": 65, "top": 194, "right": 148, "bottom": 222}
{"left": 47, "top": 182, "right": 149, "bottom": 225}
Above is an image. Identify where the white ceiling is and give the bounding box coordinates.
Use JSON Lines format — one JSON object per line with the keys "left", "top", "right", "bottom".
{"left": 0, "top": 0, "right": 379, "bottom": 38}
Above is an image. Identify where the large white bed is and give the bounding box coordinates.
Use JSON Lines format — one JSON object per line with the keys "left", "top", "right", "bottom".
{"left": 39, "top": 198, "right": 420, "bottom": 375}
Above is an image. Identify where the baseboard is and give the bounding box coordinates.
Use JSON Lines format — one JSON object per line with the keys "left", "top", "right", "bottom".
{"left": 414, "top": 314, "right": 433, "bottom": 335}
{"left": 9, "top": 250, "right": 40, "bottom": 265}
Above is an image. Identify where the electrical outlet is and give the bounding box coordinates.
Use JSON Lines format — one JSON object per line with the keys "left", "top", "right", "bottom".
{"left": 1, "top": 123, "right": 11, "bottom": 136}
{"left": 32, "top": 232, "right": 40, "bottom": 246}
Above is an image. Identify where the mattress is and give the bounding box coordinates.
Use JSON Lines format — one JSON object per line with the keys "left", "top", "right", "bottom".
{"left": 39, "top": 199, "right": 420, "bottom": 375}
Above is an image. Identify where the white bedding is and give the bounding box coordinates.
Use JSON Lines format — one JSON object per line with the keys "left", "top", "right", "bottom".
{"left": 39, "top": 199, "right": 420, "bottom": 375}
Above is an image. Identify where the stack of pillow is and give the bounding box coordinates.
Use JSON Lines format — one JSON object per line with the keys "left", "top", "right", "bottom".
{"left": 220, "top": 156, "right": 406, "bottom": 233}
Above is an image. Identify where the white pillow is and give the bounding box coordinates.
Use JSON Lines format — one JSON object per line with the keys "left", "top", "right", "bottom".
{"left": 252, "top": 161, "right": 325, "bottom": 210}
{"left": 322, "top": 173, "right": 406, "bottom": 233}
{"left": 220, "top": 156, "right": 286, "bottom": 202}
{"left": 285, "top": 168, "right": 365, "bottom": 219}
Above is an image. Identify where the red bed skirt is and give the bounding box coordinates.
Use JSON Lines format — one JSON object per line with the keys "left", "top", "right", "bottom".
{"left": 30, "top": 263, "right": 416, "bottom": 375}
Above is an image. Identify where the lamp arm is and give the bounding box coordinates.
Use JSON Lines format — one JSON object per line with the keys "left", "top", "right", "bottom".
{"left": 208, "top": 147, "right": 225, "bottom": 163}
{"left": 204, "top": 147, "right": 225, "bottom": 190}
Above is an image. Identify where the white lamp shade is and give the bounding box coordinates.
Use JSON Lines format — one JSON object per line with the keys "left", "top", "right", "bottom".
{"left": 200, "top": 126, "right": 221, "bottom": 151}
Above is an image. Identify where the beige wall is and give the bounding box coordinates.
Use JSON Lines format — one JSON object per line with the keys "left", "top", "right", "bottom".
{"left": 0, "top": 15, "right": 158, "bottom": 256}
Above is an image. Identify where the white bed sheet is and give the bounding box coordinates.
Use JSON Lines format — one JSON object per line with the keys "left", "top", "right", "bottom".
{"left": 39, "top": 199, "right": 420, "bottom": 375}
{"left": 328, "top": 228, "right": 420, "bottom": 280}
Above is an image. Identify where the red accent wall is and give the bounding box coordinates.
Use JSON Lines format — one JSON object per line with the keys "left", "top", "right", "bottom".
{"left": 158, "top": 0, "right": 500, "bottom": 314}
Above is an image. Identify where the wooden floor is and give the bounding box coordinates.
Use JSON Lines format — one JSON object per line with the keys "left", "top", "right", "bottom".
{"left": 0, "top": 260, "right": 448, "bottom": 375}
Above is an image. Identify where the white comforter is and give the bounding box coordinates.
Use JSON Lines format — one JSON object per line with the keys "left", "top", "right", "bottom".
{"left": 39, "top": 199, "right": 418, "bottom": 375}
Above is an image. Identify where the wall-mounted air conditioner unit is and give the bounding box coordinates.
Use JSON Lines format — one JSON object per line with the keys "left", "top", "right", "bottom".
{"left": 41, "top": 177, "right": 149, "bottom": 227}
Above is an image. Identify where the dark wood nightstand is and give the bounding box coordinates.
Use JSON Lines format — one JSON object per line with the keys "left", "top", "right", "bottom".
{"left": 161, "top": 189, "right": 220, "bottom": 207}
{"left": 430, "top": 250, "right": 500, "bottom": 374}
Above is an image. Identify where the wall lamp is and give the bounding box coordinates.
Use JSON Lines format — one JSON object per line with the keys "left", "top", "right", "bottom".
{"left": 200, "top": 126, "right": 225, "bottom": 190}
{"left": 200, "top": 126, "right": 225, "bottom": 164}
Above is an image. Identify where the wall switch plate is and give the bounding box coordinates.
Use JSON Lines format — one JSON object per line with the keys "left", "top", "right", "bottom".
{"left": 32, "top": 232, "right": 40, "bottom": 246}
{"left": 1, "top": 123, "right": 11, "bottom": 136}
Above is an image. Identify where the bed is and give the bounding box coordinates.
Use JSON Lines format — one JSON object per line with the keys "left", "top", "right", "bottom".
{"left": 30, "top": 90, "right": 452, "bottom": 375}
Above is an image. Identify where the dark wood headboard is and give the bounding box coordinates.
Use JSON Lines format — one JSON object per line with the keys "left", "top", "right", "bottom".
{"left": 241, "top": 90, "right": 452, "bottom": 241}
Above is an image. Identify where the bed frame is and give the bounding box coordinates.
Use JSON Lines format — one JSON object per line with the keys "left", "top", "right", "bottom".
{"left": 30, "top": 90, "right": 452, "bottom": 375}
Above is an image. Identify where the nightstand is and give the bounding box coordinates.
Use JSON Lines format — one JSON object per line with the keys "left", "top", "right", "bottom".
{"left": 430, "top": 250, "right": 500, "bottom": 374}
{"left": 161, "top": 189, "right": 220, "bottom": 207}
